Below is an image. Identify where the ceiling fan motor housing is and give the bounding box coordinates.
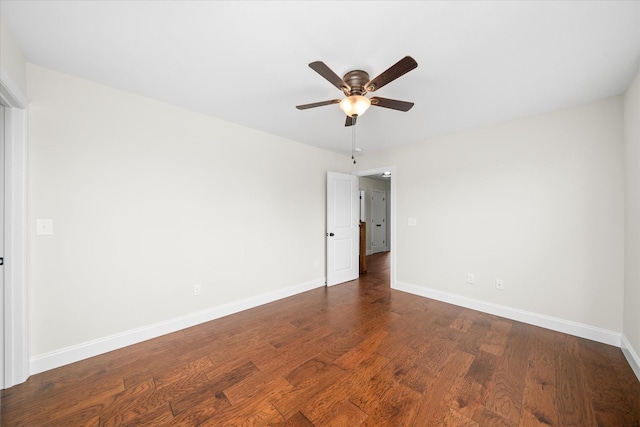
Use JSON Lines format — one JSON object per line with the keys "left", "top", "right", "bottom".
{"left": 343, "top": 70, "right": 370, "bottom": 96}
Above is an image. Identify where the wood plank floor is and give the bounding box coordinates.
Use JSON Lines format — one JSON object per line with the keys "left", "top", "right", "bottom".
{"left": 2, "top": 252, "right": 639, "bottom": 426}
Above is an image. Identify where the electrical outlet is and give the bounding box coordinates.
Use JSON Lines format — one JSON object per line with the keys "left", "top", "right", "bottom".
{"left": 467, "top": 273, "right": 475, "bottom": 284}
{"left": 496, "top": 279, "right": 504, "bottom": 290}
{"left": 194, "top": 284, "right": 202, "bottom": 296}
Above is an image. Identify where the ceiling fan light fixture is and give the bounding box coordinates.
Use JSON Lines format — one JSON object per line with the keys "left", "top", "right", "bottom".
{"left": 339, "top": 95, "right": 371, "bottom": 118}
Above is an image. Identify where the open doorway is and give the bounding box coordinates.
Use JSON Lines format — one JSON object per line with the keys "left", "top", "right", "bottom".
{"left": 354, "top": 166, "right": 395, "bottom": 288}
{"left": 359, "top": 179, "right": 389, "bottom": 255}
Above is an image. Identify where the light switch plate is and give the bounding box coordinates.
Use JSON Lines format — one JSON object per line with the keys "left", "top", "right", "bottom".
{"left": 408, "top": 217, "right": 417, "bottom": 226}
{"left": 36, "top": 219, "right": 53, "bottom": 236}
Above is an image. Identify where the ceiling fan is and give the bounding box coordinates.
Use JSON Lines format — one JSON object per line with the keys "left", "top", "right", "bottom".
{"left": 296, "top": 56, "right": 418, "bottom": 126}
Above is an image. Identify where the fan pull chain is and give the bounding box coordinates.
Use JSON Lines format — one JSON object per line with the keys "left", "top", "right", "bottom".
{"left": 351, "top": 117, "right": 357, "bottom": 164}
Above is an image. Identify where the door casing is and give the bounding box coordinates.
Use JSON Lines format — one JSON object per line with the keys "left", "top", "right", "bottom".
{"left": 1, "top": 72, "right": 30, "bottom": 389}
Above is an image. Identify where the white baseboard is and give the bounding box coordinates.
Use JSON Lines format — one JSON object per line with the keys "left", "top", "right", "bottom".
{"left": 30, "top": 278, "right": 635, "bottom": 378}
{"left": 30, "top": 278, "right": 325, "bottom": 375}
{"left": 621, "top": 334, "right": 640, "bottom": 381}
{"left": 393, "top": 281, "right": 621, "bottom": 347}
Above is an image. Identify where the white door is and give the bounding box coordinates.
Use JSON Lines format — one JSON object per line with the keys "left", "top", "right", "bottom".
{"left": 326, "top": 171, "right": 359, "bottom": 286}
{"left": 371, "top": 189, "right": 386, "bottom": 254}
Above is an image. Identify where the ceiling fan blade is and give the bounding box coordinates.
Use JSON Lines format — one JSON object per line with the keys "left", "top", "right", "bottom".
{"left": 296, "top": 99, "right": 341, "bottom": 110}
{"left": 309, "top": 61, "right": 350, "bottom": 93}
{"left": 370, "top": 97, "right": 414, "bottom": 112}
{"left": 345, "top": 115, "right": 357, "bottom": 127}
{"left": 365, "top": 56, "right": 418, "bottom": 92}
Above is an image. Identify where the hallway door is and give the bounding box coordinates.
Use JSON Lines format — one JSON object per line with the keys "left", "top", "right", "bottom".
{"left": 371, "top": 189, "right": 386, "bottom": 254}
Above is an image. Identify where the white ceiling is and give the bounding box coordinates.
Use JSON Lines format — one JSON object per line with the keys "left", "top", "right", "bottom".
{"left": 1, "top": 1, "right": 639, "bottom": 156}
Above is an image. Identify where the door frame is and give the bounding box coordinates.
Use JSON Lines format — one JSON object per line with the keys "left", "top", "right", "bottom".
{"left": 353, "top": 166, "right": 395, "bottom": 289}
{"left": 1, "top": 71, "right": 30, "bottom": 389}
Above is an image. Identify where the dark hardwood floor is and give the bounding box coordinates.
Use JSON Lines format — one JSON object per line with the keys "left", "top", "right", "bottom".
{"left": 2, "top": 252, "right": 639, "bottom": 426}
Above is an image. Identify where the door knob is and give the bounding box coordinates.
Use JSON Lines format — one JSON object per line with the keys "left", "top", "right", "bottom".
{"left": 328, "top": 232, "right": 335, "bottom": 236}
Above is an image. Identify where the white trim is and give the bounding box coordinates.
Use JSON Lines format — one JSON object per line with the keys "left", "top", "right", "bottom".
{"left": 393, "top": 281, "right": 621, "bottom": 347}
{"left": 621, "top": 334, "right": 640, "bottom": 381}
{"left": 30, "top": 278, "right": 325, "bottom": 375}
{"left": 0, "top": 69, "right": 29, "bottom": 109}
{"left": 1, "top": 71, "right": 29, "bottom": 389}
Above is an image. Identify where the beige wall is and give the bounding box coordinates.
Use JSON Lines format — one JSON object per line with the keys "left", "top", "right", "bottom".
{"left": 623, "top": 70, "right": 640, "bottom": 360}
{"left": 27, "top": 64, "right": 347, "bottom": 356}
{"left": 21, "top": 61, "right": 640, "bottom": 371}
{"left": 358, "top": 97, "right": 625, "bottom": 332}
{"left": 0, "top": 18, "right": 27, "bottom": 96}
